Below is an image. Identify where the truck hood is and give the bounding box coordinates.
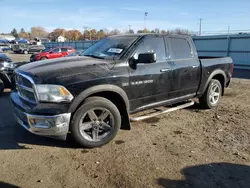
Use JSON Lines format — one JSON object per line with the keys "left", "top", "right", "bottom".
{"left": 17, "top": 56, "right": 113, "bottom": 84}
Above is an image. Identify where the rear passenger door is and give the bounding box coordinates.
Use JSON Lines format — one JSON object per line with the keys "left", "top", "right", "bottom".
{"left": 166, "top": 36, "right": 200, "bottom": 98}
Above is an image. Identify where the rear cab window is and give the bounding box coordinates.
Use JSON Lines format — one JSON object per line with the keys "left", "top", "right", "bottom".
{"left": 168, "top": 37, "right": 192, "bottom": 59}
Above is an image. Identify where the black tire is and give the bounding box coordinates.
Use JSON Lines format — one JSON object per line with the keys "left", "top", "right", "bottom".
{"left": 199, "top": 79, "right": 222, "bottom": 109}
{"left": 0, "top": 79, "right": 4, "bottom": 95}
{"left": 40, "top": 57, "right": 47, "bottom": 60}
{"left": 71, "top": 96, "right": 121, "bottom": 148}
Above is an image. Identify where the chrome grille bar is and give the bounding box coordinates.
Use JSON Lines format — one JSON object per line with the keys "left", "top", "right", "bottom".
{"left": 15, "top": 71, "right": 38, "bottom": 104}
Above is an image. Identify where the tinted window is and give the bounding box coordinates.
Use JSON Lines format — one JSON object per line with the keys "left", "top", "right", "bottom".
{"left": 169, "top": 38, "right": 192, "bottom": 59}
{"left": 134, "top": 37, "right": 166, "bottom": 61}
{"left": 61, "top": 48, "right": 68, "bottom": 52}
{"left": 53, "top": 48, "right": 60, "bottom": 53}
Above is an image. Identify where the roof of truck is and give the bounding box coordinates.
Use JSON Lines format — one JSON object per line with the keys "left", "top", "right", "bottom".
{"left": 109, "top": 33, "right": 191, "bottom": 38}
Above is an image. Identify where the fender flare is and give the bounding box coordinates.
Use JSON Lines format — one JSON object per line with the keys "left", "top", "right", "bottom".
{"left": 0, "top": 72, "right": 12, "bottom": 88}
{"left": 68, "top": 84, "right": 130, "bottom": 113}
{"left": 201, "top": 69, "right": 226, "bottom": 95}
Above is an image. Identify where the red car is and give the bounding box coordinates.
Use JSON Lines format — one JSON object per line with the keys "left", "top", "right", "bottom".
{"left": 30, "top": 47, "right": 75, "bottom": 62}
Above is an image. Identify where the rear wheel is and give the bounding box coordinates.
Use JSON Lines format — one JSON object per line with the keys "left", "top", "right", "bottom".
{"left": 0, "top": 79, "right": 4, "bottom": 95}
{"left": 23, "top": 50, "right": 28, "bottom": 54}
{"left": 199, "top": 79, "right": 222, "bottom": 109}
{"left": 71, "top": 97, "right": 121, "bottom": 148}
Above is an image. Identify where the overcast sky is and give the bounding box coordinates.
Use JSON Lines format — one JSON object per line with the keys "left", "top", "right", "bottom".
{"left": 1, "top": 0, "right": 250, "bottom": 33}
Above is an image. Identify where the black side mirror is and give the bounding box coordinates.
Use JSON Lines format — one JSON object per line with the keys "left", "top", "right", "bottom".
{"left": 137, "top": 52, "right": 156, "bottom": 64}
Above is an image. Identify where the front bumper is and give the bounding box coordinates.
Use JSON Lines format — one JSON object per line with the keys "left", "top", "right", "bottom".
{"left": 11, "top": 92, "right": 71, "bottom": 140}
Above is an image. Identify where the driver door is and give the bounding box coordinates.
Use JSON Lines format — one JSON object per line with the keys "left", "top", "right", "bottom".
{"left": 50, "top": 48, "right": 62, "bottom": 59}
{"left": 128, "top": 36, "right": 171, "bottom": 111}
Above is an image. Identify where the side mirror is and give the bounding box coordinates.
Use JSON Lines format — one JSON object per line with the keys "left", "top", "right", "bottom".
{"left": 137, "top": 53, "right": 156, "bottom": 64}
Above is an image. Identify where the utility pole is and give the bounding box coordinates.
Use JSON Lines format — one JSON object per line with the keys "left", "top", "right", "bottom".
{"left": 228, "top": 26, "right": 230, "bottom": 35}
{"left": 199, "top": 18, "right": 202, "bottom": 36}
{"left": 128, "top": 25, "right": 131, "bottom": 33}
{"left": 144, "top": 12, "right": 148, "bottom": 30}
{"left": 83, "top": 26, "right": 91, "bottom": 40}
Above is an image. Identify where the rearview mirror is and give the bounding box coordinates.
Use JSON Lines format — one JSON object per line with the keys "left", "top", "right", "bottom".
{"left": 137, "top": 53, "right": 156, "bottom": 64}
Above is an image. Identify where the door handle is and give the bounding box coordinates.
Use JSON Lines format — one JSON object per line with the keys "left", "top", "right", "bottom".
{"left": 160, "top": 68, "right": 171, "bottom": 72}
{"left": 191, "top": 65, "right": 198, "bottom": 68}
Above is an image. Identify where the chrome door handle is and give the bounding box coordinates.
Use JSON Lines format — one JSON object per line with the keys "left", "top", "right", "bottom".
{"left": 192, "top": 65, "right": 198, "bottom": 68}
{"left": 160, "top": 68, "right": 171, "bottom": 72}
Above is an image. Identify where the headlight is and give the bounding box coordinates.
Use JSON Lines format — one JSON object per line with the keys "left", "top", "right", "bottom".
{"left": 36, "top": 84, "right": 73, "bottom": 102}
{"left": 1, "top": 62, "right": 14, "bottom": 69}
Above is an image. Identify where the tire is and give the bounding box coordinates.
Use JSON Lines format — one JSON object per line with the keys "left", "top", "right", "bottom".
{"left": 23, "top": 50, "right": 28, "bottom": 54}
{"left": 199, "top": 79, "right": 222, "bottom": 109}
{"left": 0, "top": 79, "right": 4, "bottom": 95}
{"left": 71, "top": 96, "right": 121, "bottom": 148}
{"left": 40, "top": 57, "right": 47, "bottom": 60}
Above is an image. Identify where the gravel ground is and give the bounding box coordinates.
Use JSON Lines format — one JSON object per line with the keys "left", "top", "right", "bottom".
{"left": 7, "top": 52, "right": 30, "bottom": 63}
{"left": 0, "top": 53, "right": 250, "bottom": 188}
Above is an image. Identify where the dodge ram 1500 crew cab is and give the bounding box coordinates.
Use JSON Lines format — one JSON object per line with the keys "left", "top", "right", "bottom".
{"left": 11, "top": 34, "right": 233, "bottom": 148}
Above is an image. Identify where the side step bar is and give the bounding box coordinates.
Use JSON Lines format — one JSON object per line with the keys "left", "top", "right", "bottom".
{"left": 130, "top": 100, "right": 195, "bottom": 122}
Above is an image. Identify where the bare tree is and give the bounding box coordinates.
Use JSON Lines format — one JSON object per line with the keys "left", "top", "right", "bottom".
{"left": 31, "top": 27, "right": 48, "bottom": 38}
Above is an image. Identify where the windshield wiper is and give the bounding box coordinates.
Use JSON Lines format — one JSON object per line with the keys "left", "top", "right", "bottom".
{"left": 84, "top": 54, "right": 105, "bottom": 59}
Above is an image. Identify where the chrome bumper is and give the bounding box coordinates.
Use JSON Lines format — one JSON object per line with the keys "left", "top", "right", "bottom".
{"left": 13, "top": 106, "right": 71, "bottom": 140}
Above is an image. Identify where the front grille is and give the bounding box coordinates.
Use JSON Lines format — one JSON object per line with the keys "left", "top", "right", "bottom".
{"left": 15, "top": 73, "right": 37, "bottom": 103}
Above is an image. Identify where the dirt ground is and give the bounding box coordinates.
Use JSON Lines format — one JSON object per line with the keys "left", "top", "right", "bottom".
{"left": 0, "top": 53, "right": 250, "bottom": 188}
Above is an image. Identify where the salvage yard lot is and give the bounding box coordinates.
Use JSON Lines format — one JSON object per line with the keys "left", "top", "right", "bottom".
{"left": 0, "top": 53, "right": 250, "bottom": 188}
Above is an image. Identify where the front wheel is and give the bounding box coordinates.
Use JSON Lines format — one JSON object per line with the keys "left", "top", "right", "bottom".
{"left": 71, "top": 97, "right": 121, "bottom": 148}
{"left": 199, "top": 79, "right": 222, "bottom": 109}
{"left": 40, "top": 57, "right": 47, "bottom": 60}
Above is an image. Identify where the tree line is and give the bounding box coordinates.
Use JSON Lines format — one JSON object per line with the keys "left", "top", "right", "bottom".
{"left": 6, "top": 26, "right": 192, "bottom": 41}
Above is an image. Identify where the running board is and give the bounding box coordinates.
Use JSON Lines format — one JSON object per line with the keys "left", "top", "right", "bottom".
{"left": 130, "top": 100, "right": 195, "bottom": 122}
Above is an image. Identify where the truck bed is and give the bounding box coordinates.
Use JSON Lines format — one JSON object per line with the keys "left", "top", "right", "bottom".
{"left": 197, "top": 56, "right": 233, "bottom": 96}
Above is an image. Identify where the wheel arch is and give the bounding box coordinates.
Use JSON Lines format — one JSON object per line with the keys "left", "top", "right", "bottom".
{"left": 68, "top": 85, "right": 130, "bottom": 130}
{"left": 202, "top": 70, "right": 226, "bottom": 96}
{"left": 0, "top": 72, "right": 12, "bottom": 88}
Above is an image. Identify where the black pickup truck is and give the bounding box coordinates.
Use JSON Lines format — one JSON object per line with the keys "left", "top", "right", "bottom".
{"left": 11, "top": 34, "right": 233, "bottom": 148}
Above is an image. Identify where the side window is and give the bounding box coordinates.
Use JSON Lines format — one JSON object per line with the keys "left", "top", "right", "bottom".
{"left": 134, "top": 37, "right": 166, "bottom": 61}
{"left": 53, "top": 48, "right": 60, "bottom": 53}
{"left": 61, "top": 48, "right": 68, "bottom": 52}
{"left": 168, "top": 37, "right": 192, "bottom": 59}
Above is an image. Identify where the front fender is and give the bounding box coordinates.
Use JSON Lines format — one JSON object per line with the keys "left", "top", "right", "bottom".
{"left": 68, "top": 84, "right": 130, "bottom": 113}
{"left": 0, "top": 72, "right": 12, "bottom": 88}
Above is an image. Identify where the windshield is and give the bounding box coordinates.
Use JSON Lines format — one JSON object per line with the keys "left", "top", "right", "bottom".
{"left": 82, "top": 36, "right": 138, "bottom": 59}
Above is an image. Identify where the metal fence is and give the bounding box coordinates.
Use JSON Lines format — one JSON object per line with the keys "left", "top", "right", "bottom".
{"left": 193, "top": 34, "right": 250, "bottom": 70}
{"left": 43, "top": 35, "right": 250, "bottom": 71}
{"left": 43, "top": 41, "right": 97, "bottom": 51}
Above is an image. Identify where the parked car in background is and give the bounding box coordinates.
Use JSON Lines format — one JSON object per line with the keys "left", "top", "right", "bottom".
{"left": 0, "top": 53, "right": 15, "bottom": 94}
{"left": 67, "top": 50, "right": 84, "bottom": 57}
{"left": 30, "top": 46, "right": 75, "bottom": 61}
{"left": 12, "top": 44, "right": 45, "bottom": 54}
